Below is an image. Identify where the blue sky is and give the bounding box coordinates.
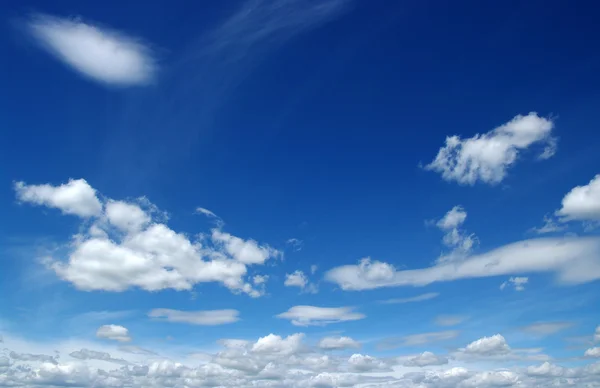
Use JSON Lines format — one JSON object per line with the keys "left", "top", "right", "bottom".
{"left": 1, "top": 0, "right": 600, "bottom": 387}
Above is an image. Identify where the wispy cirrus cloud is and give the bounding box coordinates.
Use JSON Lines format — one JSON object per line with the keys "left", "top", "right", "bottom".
{"left": 148, "top": 309, "right": 240, "bottom": 326}
{"left": 23, "top": 13, "right": 157, "bottom": 86}
{"left": 379, "top": 292, "right": 439, "bottom": 304}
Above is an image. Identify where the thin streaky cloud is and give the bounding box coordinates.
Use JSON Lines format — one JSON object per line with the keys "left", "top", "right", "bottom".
{"left": 379, "top": 292, "right": 439, "bottom": 304}
{"left": 24, "top": 13, "right": 157, "bottom": 86}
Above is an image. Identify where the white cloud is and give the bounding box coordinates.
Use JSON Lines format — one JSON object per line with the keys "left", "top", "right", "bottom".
{"left": 500, "top": 276, "right": 528, "bottom": 291}
{"left": 148, "top": 309, "right": 239, "bottom": 326}
{"left": 585, "top": 347, "right": 600, "bottom": 358}
{"left": 25, "top": 13, "right": 156, "bottom": 86}
{"left": 276, "top": 306, "right": 365, "bottom": 326}
{"left": 286, "top": 238, "right": 304, "bottom": 251}
{"left": 105, "top": 200, "right": 151, "bottom": 233}
{"left": 15, "top": 179, "right": 102, "bottom": 217}
{"left": 9, "top": 351, "right": 57, "bottom": 364}
{"left": 347, "top": 354, "right": 389, "bottom": 372}
{"left": 252, "top": 274, "right": 268, "bottom": 285}
{"left": 434, "top": 206, "right": 478, "bottom": 263}
{"left": 595, "top": 325, "right": 600, "bottom": 342}
{"left": 437, "top": 206, "right": 467, "bottom": 230}
{"left": 69, "top": 348, "right": 128, "bottom": 365}
{"left": 556, "top": 174, "right": 600, "bottom": 222}
{"left": 16, "top": 179, "right": 278, "bottom": 297}
{"left": 425, "top": 112, "right": 555, "bottom": 185}
{"left": 251, "top": 333, "right": 304, "bottom": 355}
{"left": 526, "top": 361, "right": 567, "bottom": 377}
{"left": 519, "top": 322, "right": 573, "bottom": 336}
{"left": 96, "top": 325, "right": 131, "bottom": 342}
{"left": 531, "top": 215, "right": 567, "bottom": 234}
{"left": 284, "top": 270, "right": 318, "bottom": 294}
{"left": 318, "top": 336, "right": 361, "bottom": 350}
{"left": 325, "top": 237, "right": 600, "bottom": 290}
{"left": 462, "top": 334, "right": 511, "bottom": 356}
{"left": 435, "top": 315, "right": 468, "bottom": 327}
{"left": 379, "top": 292, "right": 439, "bottom": 304}
{"left": 461, "top": 371, "right": 519, "bottom": 387}
{"left": 402, "top": 351, "right": 449, "bottom": 367}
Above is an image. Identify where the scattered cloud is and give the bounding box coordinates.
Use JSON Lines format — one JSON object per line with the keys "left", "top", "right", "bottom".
{"left": 251, "top": 333, "right": 304, "bottom": 355}
{"left": 284, "top": 270, "right": 318, "bottom": 294}
{"left": 531, "top": 215, "right": 567, "bottom": 234}
{"left": 379, "top": 292, "right": 439, "bottom": 304}
{"left": 69, "top": 348, "right": 128, "bottom": 365}
{"left": 500, "top": 276, "right": 529, "bottom": 291}
{"left": 585, "top": 347, "right": 600, "bottom": 358}
{"left": 15, "top": 178, "right": 279, "bottom": 297}
{"left": 461, "top": 334, "right": 510, "bottom": 356}
{"left": 434, "top": 206, "right": 478, "bottom": 263}
{"left": 402, "top": 351, "right": 449, "bottom": 367}
{"left": 286, "top": 238, "right": 304, "bottom": 251}
{"left": 317, "top": 336, "right": 361, "bottom": 350}
{"left": 9, "top": 351, "right": 57, "bottom": 364}
{"left": 325, "top": 237, "right": 600, "bottom": 290}
{"left": 595, "top": 325, "right": 600, "bottom": 342}
{"left": 276, "top": 306, "right": 365, "bottom": 326}
{"left": 96, "top": 325, "right": 131, "bottom": 342}
{"left": 556, "top": 174, "right": 600, "bottom": 222}
{"left": 519, "top": 322, "right": 574, "bottom": 336}
{"left": 148, "top": 309, "right": 240, "bottom": 326}
{"left": 425, "top": 112, "right": 556, "bottom": 185}
{"left": 435, "top": 315, "right": 468, "bottom": 327}
{"left": 24, "top": 13, "right": 156, "bottom": 86}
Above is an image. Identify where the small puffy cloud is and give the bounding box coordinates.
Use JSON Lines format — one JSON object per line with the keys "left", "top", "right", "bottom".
{"left": 585, "top": 347, "right": 600, "bottom": 358}
{"left": 556, "top": 174, "right": 600, "bottom": 222}
{"left": 251, "top": 333, "right": 304, "bottom": 355}
{"left": 462, "top": 334, "right": 511, "bottom": 356}
{"left": 96, "top": 325, "right": 131, "bottom": 342}
{"left": 148, "top": 309, "right": 239, "bottom": 326}
{"left": 14, "top": 179, "right": 102, "bottom": 217}
{"left": 286, "top": 238, "right": 304, "bottom": 251}
{"left": 437, "top": 206, "right": 467, "bottom": 230}
{"left": 435, "top": 315, "right": 468, "bottom": 327}
{"left": 519, "top": 321, "right": 573, "bottom": 336}
{"left": 461, "top": 371, "right": 519, "bottom": 387}
{"left": 276, "top": 306, "right": 365, "bottom": 326}
{"left": 284, "top": 270, "right": 318, "bottom": 294}
{"left": 25, "top": 13, "right": 156, "bottom": 86}
{"left": 531, "top": 215, "right": 567, "bottom": 234}
{"left": 211, "top": 229, "right": 280, "bottom": 265}
{"left": 500, "top": 276, "right": 528, "bottom": 291}
{"left": 402, "top": 351, "right": 449, "bottom": 367}
{"left": 347, "top": 354, "right": 389, "bottom": 372}
{"left": 379, "top": 292, "right": 439, "bottom": 304}
{"left": 425, "top": 112, "right": 556, "bottom": 185}
{"left": 527, "top": 361, "right": 566, "bottom": 377}
{"left": 435, "top": 206, "right": 477, "bottom": 263}
{"left": 318, "top": 336, "right": 361, "bottom": 350}
{"left": 252, "top": 274, "right": 268, "bottom": 285}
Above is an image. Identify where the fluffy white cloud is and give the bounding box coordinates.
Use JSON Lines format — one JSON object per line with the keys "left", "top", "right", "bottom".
{"left": 276, "top": 306, "right": 365, "bottom": 326}
{"left": 25, "top": 13, "right": 156, "bottom": 86}
{"left": 462, "top": 334, "right": 510, "bottom": 355}
{"left": 402, "top": 351, "right": 449, "bottom": 367}
{"left": 347, "top": 354, "right": 389, "bottom": 372}
{"left": 15, "top": 179, "right": 102, "bottom": 217}
{"left": 148, "top": 309, "right": 239, "bottom": 325}
{"left": 96, "top": 325, "right": 131, "bottom": 342}
{"left": 425, "top": 112, "right": 555, "bottom": 185}
{"left": 284, "top": 270, "right": 318, "bottom": 293}
{"left": 325, "top": 237, "right": 600, "bottom": 290}
{"left": 251, "top": 333, "right": 304, "bottom": 355}
{"left": 595, "top": 325, "right": 600, "bottom": 342}
{"left": 318, "top": 336, "right": 361, "bottom": 350}
{"left": 585, "top": 347, "right": 600, "bottom": 358}
{"left": 556, "top": 174, "right": 600, "bottom": 222}
{"left": 15, "top": 179, "right": 279, "bottom": 297}
{"left": 500, "top": 276, "right": 528, "bottom": 291}
{"left": 526, "top": 361, "right": 567, "bottom": 377}
{"left": 434, "top": 206, "right": 478, "bottom": 263}
{"left": 461, "top": 371, "right": 519, "bottom": 387}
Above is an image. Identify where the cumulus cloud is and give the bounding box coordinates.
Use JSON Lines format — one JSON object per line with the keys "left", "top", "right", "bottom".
{"left": 425, "top": 113, "right": 556, "bottom": 185}
{"left": 402, "top": 351, "right": 449, "bottom": 367}
{"left": 347, "top": 354, "right": 390, "bottom": 372}
{"left": 318, "top": 336, "right": 361, "bottom": 350}
{"left": 425, "top": 112, "right": 556, "bottom": 185}
{"left": 531, "top": 215, "right": 567, "bottom": 234}
{"left": 585, "top": 347, "right": 600, "bottom": 358}
{"left": 15, "top": 179, "right": 102, "bottom": 217}
{"left": 434, "top": 206, "right": 478, "bottom": 263}
{"left": 148, "top": 309, "right": 240, "bottom": 326}
{"left": 15, "top": 178, "right": 280, "bottom": 297}
{"left": 462, "top": 334, "right": 511, "bottom": 356}
{"left": 96, "top": 325, "right": 131, "bottom": 342}
{"left": 24, "top": 13, "right": 156, "bottom": 86}
{"left": 500, "top": 276, "right": 528, "bottom": 291}
{"left": 379, "top": 292, "right": 439, "bottom": 304}
{"left": 284, "top": 270, "right": 318, "bottom": 293}
{"left": 251, "top": 333, "right": 305, "bottom": 356}
{"left": 276, "top": 306, "right": 365, "bottom": 326}
{"left": 325, "top": 237, "right": 600, "bottom": 290}
{"left": 595, "top": 325, "right": 600, "bottom": 342}
{"left": 69, "top": 348, "right": 128, "bottom": 365}
{"left": 556, "top": 174, "right": 600, "bottom": 222}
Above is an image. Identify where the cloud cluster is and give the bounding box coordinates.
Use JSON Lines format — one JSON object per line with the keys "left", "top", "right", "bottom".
{"left": 434, "top": 206, "right": 477, "bottom": 263}
{"left": 2, "top": 330, "right": 600, "bottom": 388}
{"left": 14, "top": 179, "right": 281, "bottom": 297}
{"left": 25, "top": 14, "right": 157, "bottom": 86}
{"left": 425, "top": 112, "right": 556, "bottom": 185}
